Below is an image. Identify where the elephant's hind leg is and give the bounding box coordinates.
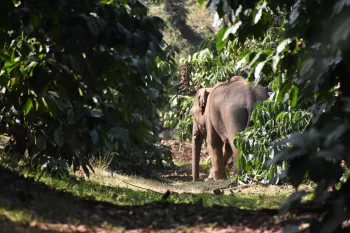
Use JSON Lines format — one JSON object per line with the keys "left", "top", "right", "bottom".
{"left": 223, "top": 141, "right": 233, "bottom": 167}
{"left": 226, "top": 108, "right": 249, "bottom": 177}
{"left": 207, "top": 130, "right": 226, "bottom": 180}
{"left": 229, "top": 141, "right": 240, "bottom": 177}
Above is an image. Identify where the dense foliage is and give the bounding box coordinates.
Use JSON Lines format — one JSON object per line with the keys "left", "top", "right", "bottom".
{"left": 234, "top": 100, "right": 311, "bottom": 184}
{"left": 0, "top": 0, "right": 176, "bottom": 176}
{"left": 200, "top": 0, "right": 350, "bottom": 232}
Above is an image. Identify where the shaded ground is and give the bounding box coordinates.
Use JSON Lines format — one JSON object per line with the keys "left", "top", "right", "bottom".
{"left": 0, "top": 138, "right": 319, "bottom": 233}
{"left": 0, "top": 165, "right": 315, "bottom": 233}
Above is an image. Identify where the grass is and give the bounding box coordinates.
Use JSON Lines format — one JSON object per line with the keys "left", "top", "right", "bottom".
{"left": 0, "top": 207, "right": 33, "bottom": 224}
{"left": 30, "top": 166, "right": 292, "bottom": 209}
{"left": 0, "top": 135, "right": 315, "bottom": 232}
{"left": 4, "top": 159, "right": 296, "bottom": 209}
{"left": 0, "top": 152, "right": 316, "bottom": 233}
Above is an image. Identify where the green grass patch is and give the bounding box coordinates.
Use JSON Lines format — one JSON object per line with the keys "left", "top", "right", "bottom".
{"left": 0, "top": 153, "right": 314, "bottom": 233}
{"left": 0, "top": 206, "right": 34, "bottom": 223}
{"left": 0, "top": 147, "right": 298, "bottom": 212}
{"left": 32, "top": 167, "right": 292, "bottom": 210}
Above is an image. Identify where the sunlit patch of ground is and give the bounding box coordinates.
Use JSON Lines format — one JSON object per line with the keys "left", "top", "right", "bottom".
{"left": 85, "top": 138, "right": 314, "bottom": 211}
{"left": 0, "top": 136, "right": 318, "bottom": 233}
{"left": 88, "top": 166, "right": 304, "bottom": 210}
{"left": 0, "top": 158, "right": 317, "bottom": 233}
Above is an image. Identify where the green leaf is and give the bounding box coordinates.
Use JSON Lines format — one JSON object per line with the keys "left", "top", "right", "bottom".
{"left": 272, "top": 55, "right": 280, "bottom": 73}
{"left": 332, "top": 17, "right": 350, "bottom": 43}
{"left": 254, "top": 61, "right": 266, "bottom": 84}
{"left": 333, "top": 0, "right": 350, "bottom": 15}
{"left": 276, "top": 80, "right": 292, "bottom": 105}
{"left": 30, "top": 12, "right": 41, "bottom": 30}
{"left": 3, "top": 60, "right": 19, "bottom": 73}
{"left": 54, "top": 128, "right": 64, "bottom": 147}
{"left": 289, "top": 4, "right": 301, "bottom": 26}
{"left": 24, "top": 99, "right": 33, "bottom": 115}
{"left": 290, "top": 86, "right": 299, "bottom": 107}
{"left": 223, "top": 21, "right": 242, "bottom": 40}
{"left": 216, "top": 27, "right": 228, "bottom": 52}
{"left": 254, "top": 8, "right": 263, "bottom": 24}
{"left": 197, "top": 0, "right": 205, "bottom": 5}
{"left": 47, "top": 99, "right": 57, "bottom": 118}
{"left": 248, "top": 51, "right": 262, "bottom": 68}
{"left": 41, "top": 97, "right": 57, "bottom": 117}
{"left": 300, "top": 59, "right": 315, "bottom": 77}
{"left": 90, "top": 108, "right": 104, "bottom": 118}
{"left": 109, "top": 126, "right": 129, "bottom": 141}
{"left": 0, "top": 50, "right": 10, "bottom": 61}
{"left": 276, "top": 39, "right": 292, "bottom": 54}
{"left": 23, "top": 61, "right": 38, "bottom": 77}
{"left": 33, "top": 98, "right": 39, "bottom": 111}
{"left": 90, "top": 129, "right": 99, "bottom": 144}
{"left": 36, "top": 135, "right": 47, "bottom": 151}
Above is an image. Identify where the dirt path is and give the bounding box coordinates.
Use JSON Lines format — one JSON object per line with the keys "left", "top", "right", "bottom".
{"left": 0, "top": 139, "right": 316, "bottom": 233}
{"left": 159, "top": 139, "right": 210, "bottom": 182}
{"left": 0, "top": 165, "right": 315, "bottom": 233}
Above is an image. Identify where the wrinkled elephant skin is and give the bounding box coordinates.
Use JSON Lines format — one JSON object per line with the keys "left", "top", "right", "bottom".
{"left": 192, "top": 76, "right": 269, "bottom": 181}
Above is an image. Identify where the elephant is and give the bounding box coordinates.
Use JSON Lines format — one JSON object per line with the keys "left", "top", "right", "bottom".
{"left": 192, "top": 76, "right": 269, "bottom": 181}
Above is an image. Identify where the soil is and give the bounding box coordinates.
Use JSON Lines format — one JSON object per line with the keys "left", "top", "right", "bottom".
{"left": 159, "top": 139, "right": 210, "bottom": 182}
{"left": 0, "top": 139, "right": 317, "bottom": 233}
{"left": 161, "top": 139, "right": 209, "bottom": 164}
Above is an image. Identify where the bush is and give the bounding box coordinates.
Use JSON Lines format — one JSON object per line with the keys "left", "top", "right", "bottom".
{"left": 0, "top": 0, "right": 176, "bottom": 176}
{"left": 234, "top": 100, "right": 311, "bottom": 184}
{"left": 202, "top": 0, "right": 350, "bottom": 231}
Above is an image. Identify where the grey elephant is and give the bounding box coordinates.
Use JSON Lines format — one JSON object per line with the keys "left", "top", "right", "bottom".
{"left": 192, "top": 76, "right": 269, "bottom": 181}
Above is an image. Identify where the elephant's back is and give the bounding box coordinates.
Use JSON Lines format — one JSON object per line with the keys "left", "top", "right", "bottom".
{"left": 208, "top": 81, "right": 251, "bottom": 140}
{"left": 208, "top": 80, "right": 268, "bottom": 130}
{"left": 210, "top": 80, "right": 253, "bottom": 106}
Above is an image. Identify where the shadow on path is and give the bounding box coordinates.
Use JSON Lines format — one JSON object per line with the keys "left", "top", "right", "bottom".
{"left": 0, "top": 166, "right": 313, "bottom": 232}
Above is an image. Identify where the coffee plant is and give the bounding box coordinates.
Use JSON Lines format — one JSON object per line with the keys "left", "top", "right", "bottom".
{"left": 201, "top": 0, "right": 350, "bottom": 232}
{"left": 234, "top": 100, "right": 312, "bottom": 184}
{"left": 0, "top": 0, "right": 176, "bottom": 176}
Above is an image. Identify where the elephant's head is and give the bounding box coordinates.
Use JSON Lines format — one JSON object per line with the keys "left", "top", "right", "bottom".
{"left": 192, "top": 88, "right": 210, "bottom": 136}
{"left": 192, "top": 88, "right": 211, "bottom": 181}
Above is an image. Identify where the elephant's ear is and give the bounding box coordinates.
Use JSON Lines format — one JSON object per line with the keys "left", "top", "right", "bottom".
{"left": 198, "top": 89, "right": 209, "bottom": 115}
